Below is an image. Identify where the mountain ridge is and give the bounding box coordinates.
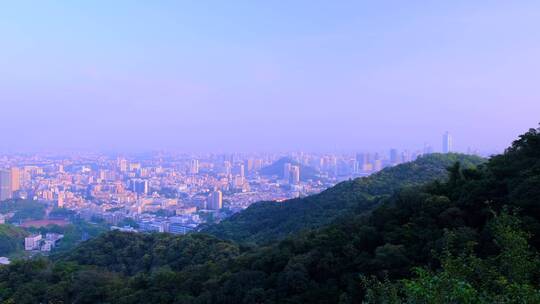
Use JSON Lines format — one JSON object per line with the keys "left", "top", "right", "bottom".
{"left": 203, "top": 153, "right": 485, "bottom": 244}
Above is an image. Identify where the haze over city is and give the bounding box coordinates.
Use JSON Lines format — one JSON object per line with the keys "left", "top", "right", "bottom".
{"left": 2, "top": 1, "right": 540, "bottom": 153}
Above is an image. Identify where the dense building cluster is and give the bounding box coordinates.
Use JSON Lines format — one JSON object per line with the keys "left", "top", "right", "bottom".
{"left": 0, "top": 133, "right": 470, "bottom": 235}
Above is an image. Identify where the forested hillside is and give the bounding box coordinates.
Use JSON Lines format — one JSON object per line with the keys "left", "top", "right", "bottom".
{"left": 0, "top": 224, "right": 27, "bottom": 256}
{"left": 1, "top": 126, "right": 540, "bottom": 303}
{"left": 204, "top": 153, "right": 484, "bottom": 244}
{"left": 57, "top": 232, "right": 239, "bottom": 275}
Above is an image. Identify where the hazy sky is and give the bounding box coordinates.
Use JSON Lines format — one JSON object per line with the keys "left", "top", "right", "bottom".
{"left": 1, "top": 1, "right": 539, "bottom": 153}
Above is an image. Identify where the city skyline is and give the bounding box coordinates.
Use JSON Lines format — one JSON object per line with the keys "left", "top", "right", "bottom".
{"left": 0, "top": 141, "right": 465, "bottom": 224}
{"left": 0, "top": 130, "right": 506, "bottom": 156}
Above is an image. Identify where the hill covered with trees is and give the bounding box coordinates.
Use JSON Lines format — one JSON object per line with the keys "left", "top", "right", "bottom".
{"left": 1, "top": 126, "right": 540, "bottom": 303}
{"left": 0, "top": 224, "right": 27, "bottom": 256}
{"left": 203, "top": 153, "right": 484, "bottom": 244}
{"left": 260, "top": 157, "right": 320, "bottom": 181}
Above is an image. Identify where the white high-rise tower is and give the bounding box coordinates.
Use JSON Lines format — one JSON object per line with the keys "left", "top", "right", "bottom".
{"left": 442, "top": 131, "right": 452, "bottom": 153}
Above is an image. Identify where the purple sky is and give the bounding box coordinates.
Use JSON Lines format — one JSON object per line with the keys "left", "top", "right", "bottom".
{"left": 1, "top": 1, "right": 539, "bottom": 153}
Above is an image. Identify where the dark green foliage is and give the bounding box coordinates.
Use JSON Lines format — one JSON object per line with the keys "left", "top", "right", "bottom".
{"left": 31, "top": 219, "right": 109, "bottom": 253}
{"left": 57, "top": 231, "right": 240, "bottom": 275}
{"left": 0, "top": 259, "right": 124, "bottom": 304}
{"left": 49, "top": 207, "right": 76, "bottom": 219}
{"left": 1, "top": 127, "right": 540, "bottom": 303}
{"left": 260, "top": 157, "right": 320, "bottom": 181}
{"left": 204, "top": 153, "right": 484, "bottom": 244}
{"left": 399, "top": 212, "right": 540, "bottom": 303}
{"left": 0, "top": 200, "right": 46, "bottom": 223}
{"left": 0, "top": 224, "right": 27, "bottom": 256}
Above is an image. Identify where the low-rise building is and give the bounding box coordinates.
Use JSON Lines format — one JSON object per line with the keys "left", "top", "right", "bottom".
{"left": 25, "top": 234, "right": 42, "bottom": 251}
{"left": 111, "top": 225, "right": 138, "bottom": 233}
{"left": 25, "top": 233, "right": 63, "bottom": 251}
{"left": 168, "top": 223, "right": 196, "bottom": 235}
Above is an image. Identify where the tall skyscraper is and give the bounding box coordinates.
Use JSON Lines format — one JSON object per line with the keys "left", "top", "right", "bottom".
{"left": 190, "top": 159, "right": 199, "bottom": 174}
{"left": 118, "top": 158, "right": 128, "bottom": 172}
{"left": 10, "top": 167, "right": 20, "bottom": 192}
{"left": 289, "top": 165, "right": 300, "bottom": 184}
{"left": 283, "top": 163, "right": 292, "bottom": 180}
{"left": 0, "top": 170, "right": 13, "bottom": 201}
{"left": 389, "top": 149, "right": 399, "bottom": 164}
{"left": 244, "top": 159, "right": 254, "bottom": 174}
{"left": 372, "top": 153, "right": 383, "bottom": 171}
{"left": 57, "top": 192, "right": 65, "bottom": 208}
{"left": 209, "top": 190, "right": 223, "bottom": 210}
{"left": 442, "top": 131, "right": 452, "bottom": 153}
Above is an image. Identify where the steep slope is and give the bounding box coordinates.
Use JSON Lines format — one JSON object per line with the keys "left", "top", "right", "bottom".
{"left": 260, "top": 157, "right": 319, "bottom": 181}
{"left": 204, "top": 153, "right": 484, "bottom": 244}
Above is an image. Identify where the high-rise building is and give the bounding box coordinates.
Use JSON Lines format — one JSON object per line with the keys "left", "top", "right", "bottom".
{"left": 371, "top": 153, "right": 382, "bottom": 171}
{"left": 401, "top": 150, "right": 412, "bottom": 163}
{"left": 130, "top": 179, "right": 149, "bottom": 195}
{"left": 208, "top": 190, "right": 223, "bottom": 210}
{"left": 190, "top": 159, "right": 199, "bottom": 174}
{"left": 351, "top": 159, "right": 359, "bottom": 174}
{"left": 232, "top": 175, "right": 245, "bottom": 190}
{"left": 253, "top": 159, "right": 263, "bottom": 171}
{"left": 356, "top": 153, "right": 371, "bottom": 166}
{"left": 389, "top": 149, "right": 400, "bottom": 164}
{"left": 244, "top": 159, "right": 254, "bottom": 174}
{"left": 289, "top": 165, "right": 300, "bottom": 184}
{"left": 0, "top": 170, "right": 12, "bottom": 201}
{"left": 57, "top": 192, "right": 65, "bottom": 208}
{"left": 356, "top": 153, "right": 373, "bottom": 172}
{"left": 283, "top": 163, "right": 292, "bottom": 180}
{"left": 118, "top": 158, "right": 128, "bottom": 172}
{"left": 233, "top": 163, "right": 245, "bottom": 178}
{"left": 223, "top": 161, "right": 232, "bottom": 176}
{"left": 10, "top": 167, "right": 20, "bottom": 192}
{"left": 442, "top": 131, "right": 452, "bottom": 153}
